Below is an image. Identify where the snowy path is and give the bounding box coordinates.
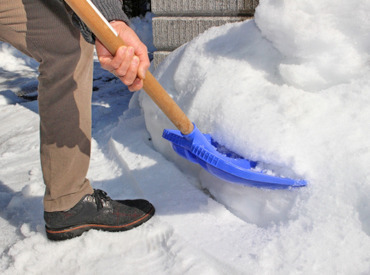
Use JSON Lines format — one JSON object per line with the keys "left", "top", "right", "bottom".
{"left": 0, "top": 55, "right": 257, "bottom": 273}
{"left": 0, "top": 72, "right": 258, "bottom": 274}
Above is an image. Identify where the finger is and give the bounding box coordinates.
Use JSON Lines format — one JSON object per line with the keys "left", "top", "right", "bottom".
{"left": 138, "top": 60, "right": 150, "bottom": 80}
{"left": 95, "top": 38, "right": 112, "bottom": 57}
{"left": 121, "top": 56, "right": 140, "bottom": 86}
{"left": 113, "top": 46, "right": 135, "bottom": 77}
{"left": 128, "top": 78, "right": 144, "bottom": 92}
{"left": 98, "top": 56, "right": 113, "bottom": 71}
{"left": 109, "top": 46, "right": 128, "bottom": 71}
{"left": 134, "top": 46, "right": 150, "bottom": 79}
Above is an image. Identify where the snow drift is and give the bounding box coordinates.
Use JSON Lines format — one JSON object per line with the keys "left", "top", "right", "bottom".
{"left": 140, "top": 0, "right": 370, "bottom": 272}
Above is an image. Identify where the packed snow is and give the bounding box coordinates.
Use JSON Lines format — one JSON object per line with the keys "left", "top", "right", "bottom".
{"left": 1, "top": 0, "right": 370, "bottom": 274}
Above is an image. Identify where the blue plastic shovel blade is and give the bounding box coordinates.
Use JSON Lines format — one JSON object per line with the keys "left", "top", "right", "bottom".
{"left": 162, "top": 124, "right": 307, "bottom": 189}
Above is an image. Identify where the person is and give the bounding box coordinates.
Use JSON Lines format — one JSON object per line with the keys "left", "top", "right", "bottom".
{"left": 0, "top": 0, "right": 155, "bottom": 241}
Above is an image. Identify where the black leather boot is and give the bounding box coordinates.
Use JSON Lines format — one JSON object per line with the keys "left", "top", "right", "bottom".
{"left": 44, "top": 189, "right": 155, "bottom": 241}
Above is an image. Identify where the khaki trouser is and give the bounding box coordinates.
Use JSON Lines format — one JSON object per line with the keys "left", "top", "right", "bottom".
{"left": 0, "top": 0, "right": 95, "bottom": 211}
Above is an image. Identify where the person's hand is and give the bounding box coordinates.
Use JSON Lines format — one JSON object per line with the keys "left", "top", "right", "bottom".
{"left": 95, "top": 21, "right": 150, "bottom": 91}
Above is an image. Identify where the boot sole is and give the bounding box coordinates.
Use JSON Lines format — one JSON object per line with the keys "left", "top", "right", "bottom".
{"left": 45, "top": 206, "right": 155, "bottom": 241}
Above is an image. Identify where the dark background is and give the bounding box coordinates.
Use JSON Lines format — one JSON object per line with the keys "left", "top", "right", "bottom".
{"left": 123, "top": 0, "right": 151, "bottom": 18}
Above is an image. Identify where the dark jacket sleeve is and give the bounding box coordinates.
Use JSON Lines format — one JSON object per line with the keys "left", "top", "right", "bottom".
{"left": 72, "top": 0, "right": 130, "bottom": 44}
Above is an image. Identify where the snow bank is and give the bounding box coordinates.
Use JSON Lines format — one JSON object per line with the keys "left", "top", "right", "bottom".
{"left": 256, "top": 0, "right": 370, "bottom": 91}
{"left": 140, "top": 0, "right": 370, "bottom": 272}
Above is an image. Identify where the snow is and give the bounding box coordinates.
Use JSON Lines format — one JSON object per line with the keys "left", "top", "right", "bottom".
{"left": 1, "top": 0, "right": 370, "bottom": 273}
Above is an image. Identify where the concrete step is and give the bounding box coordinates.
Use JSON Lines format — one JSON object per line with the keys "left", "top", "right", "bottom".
{"left": 151, "top": 0, "right": 258, "bottom": 16}
{"left": 152, "top": 16, "right": 251, "bottom": 51}
{"left": 152, "top": 51, "right": 171, "bottom": 69}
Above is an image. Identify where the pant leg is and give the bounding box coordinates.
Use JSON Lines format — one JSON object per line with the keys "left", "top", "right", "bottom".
{"left": 0, "top": 0, "right": 95, "bottom": 212}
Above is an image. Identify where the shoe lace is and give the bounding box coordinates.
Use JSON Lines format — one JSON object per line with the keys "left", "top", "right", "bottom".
{"left": 92, "top": 189, "right": 112, "bottom": 210}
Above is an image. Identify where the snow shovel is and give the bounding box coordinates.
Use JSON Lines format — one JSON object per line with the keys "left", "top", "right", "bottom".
{"left": 65, "top": 0, "right": 307, "bottom": 189}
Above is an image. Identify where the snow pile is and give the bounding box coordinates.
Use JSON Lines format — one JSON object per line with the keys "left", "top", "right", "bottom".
{"left": 256, "top": 0, "right": 370, "bottom": 92}
{"left": 140, "top": 0, "right": 370, "bottom": 271}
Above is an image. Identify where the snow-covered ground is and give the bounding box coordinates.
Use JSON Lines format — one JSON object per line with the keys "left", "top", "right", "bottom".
{"left": 1, "top": 1, "right": 370, "bottom": 274}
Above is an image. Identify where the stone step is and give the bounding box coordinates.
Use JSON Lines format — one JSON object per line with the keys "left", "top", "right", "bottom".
{"left": 152, "top": 51, "right": 171, "bottom": 69}
{"left": 152, "top": 16, "right": 251, "bottom": 51}
{"left": 151, "top": 0, "right": 258, "bottom": 16}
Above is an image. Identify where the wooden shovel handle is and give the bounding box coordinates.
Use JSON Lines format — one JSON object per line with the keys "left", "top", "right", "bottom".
{"left": 65, "top": 0, "right": 194, "bottom": 135}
